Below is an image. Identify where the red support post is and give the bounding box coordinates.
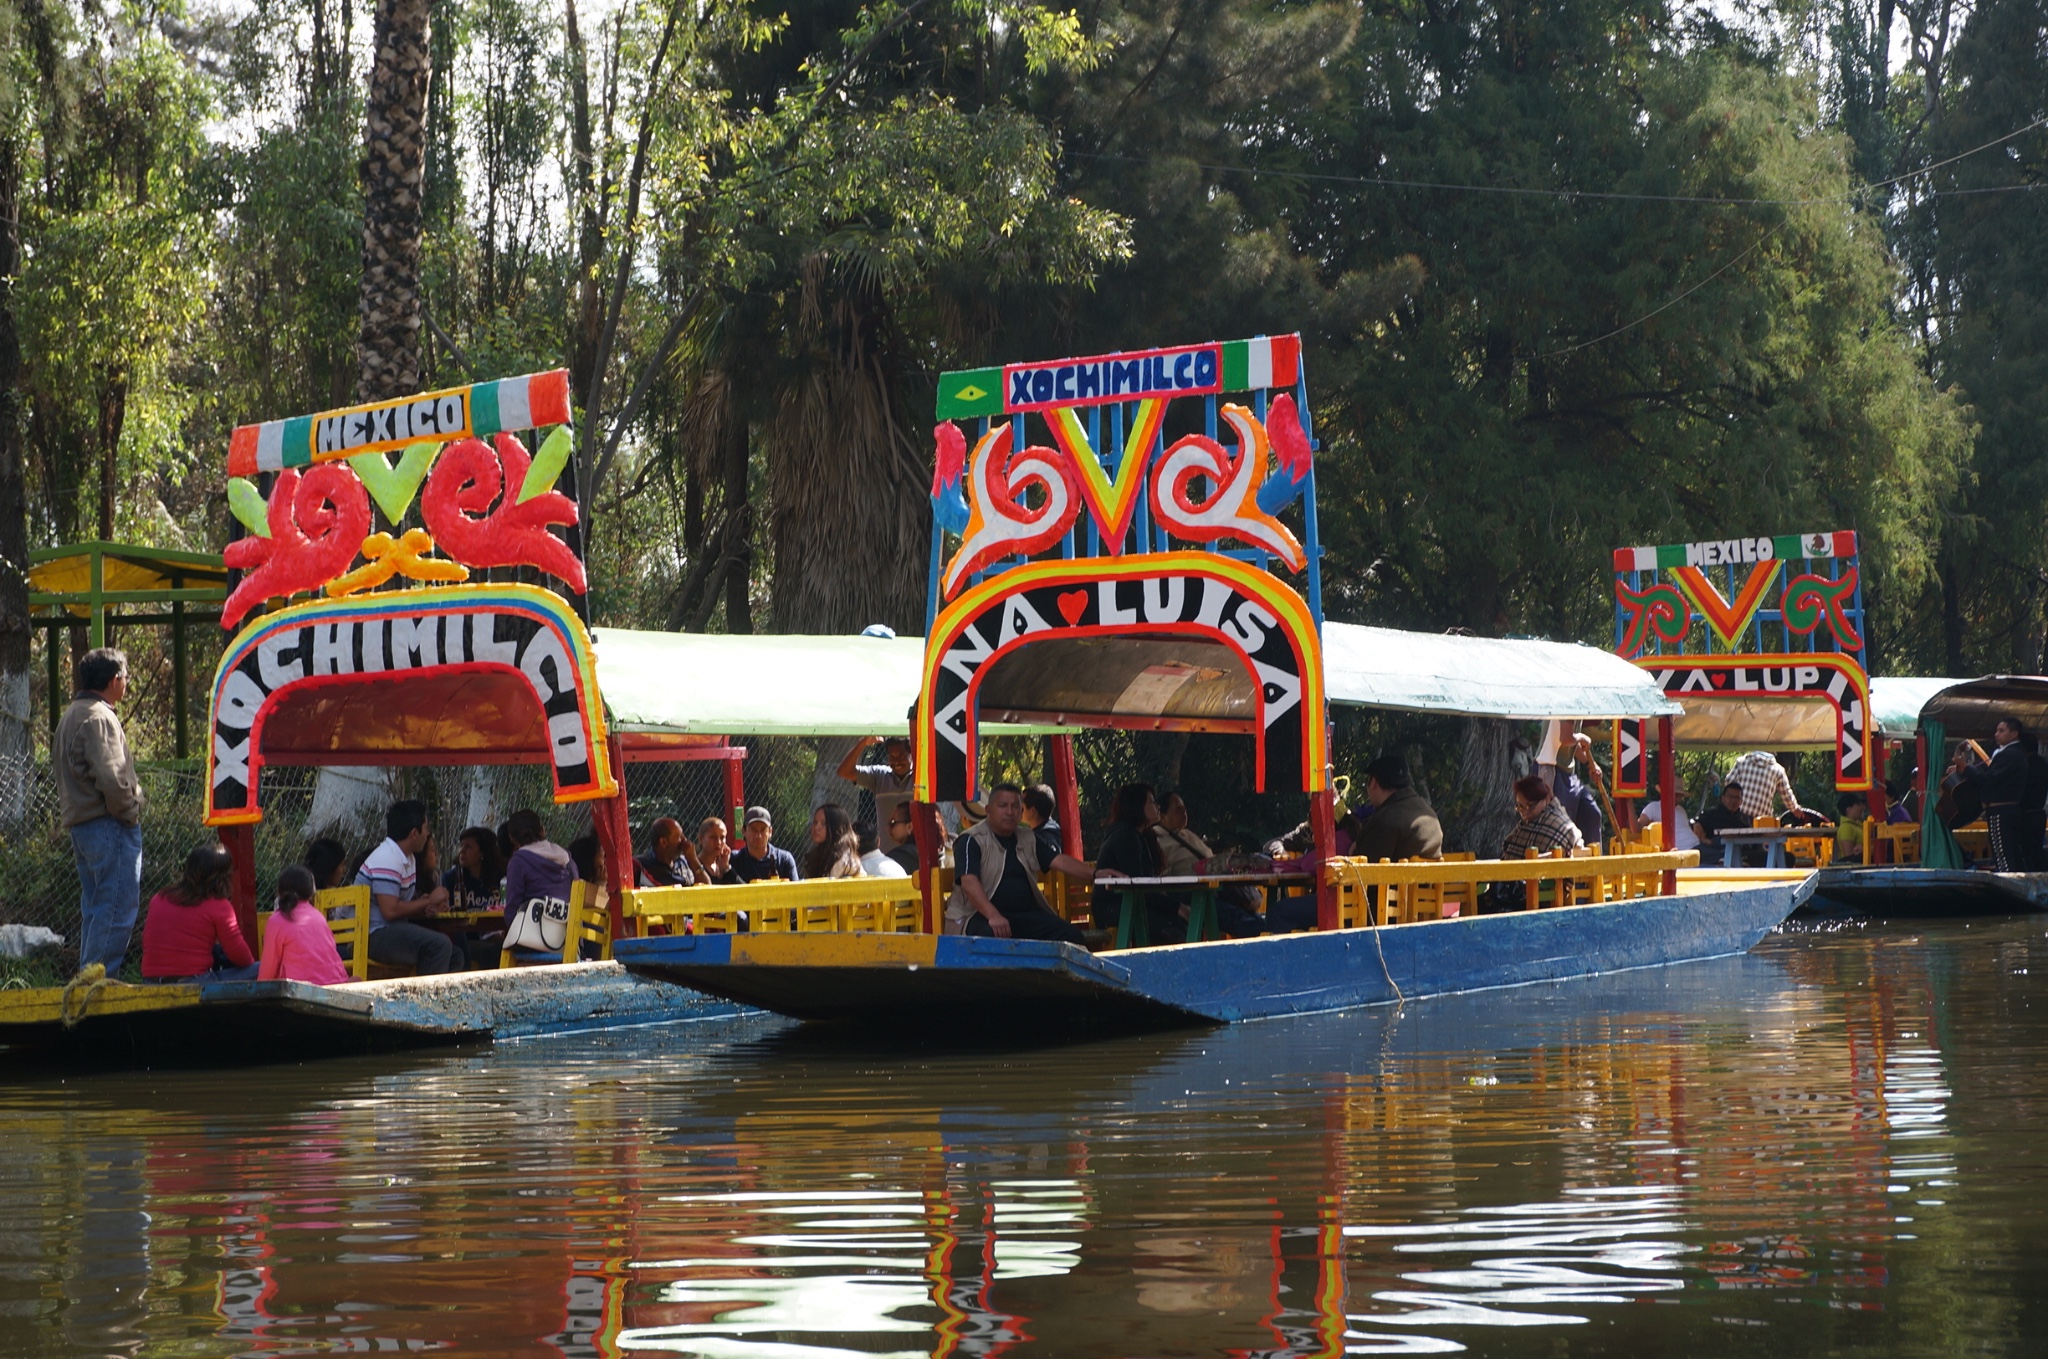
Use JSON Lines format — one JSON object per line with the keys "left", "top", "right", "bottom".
{"left": 1310, "top": 787, "right": 1339, "bottom": 931}
{"left": 1657, "top": 716, "right": 1678, "bottom": 895}
{"left": 593, "top": 735, "right": 634, "bottom": 941}
{"left": 219, "top": 821, "right": 259, "bottom": 947}
{"left": 723, "top": 751, "right": 745, "bottom": 827}
{"left": 912, "top": 802, "right": 943, "bottom": 933}
{"left": 1869, "top": 734, "right": 1889, "bottom": 823}
{"left": 1050, "top": 734, "right": 1082, "bottom": 861}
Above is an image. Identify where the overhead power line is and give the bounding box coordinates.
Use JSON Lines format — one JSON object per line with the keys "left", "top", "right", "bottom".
{"left": 1074, "top": 112, "right": 2048, "bottom": 207}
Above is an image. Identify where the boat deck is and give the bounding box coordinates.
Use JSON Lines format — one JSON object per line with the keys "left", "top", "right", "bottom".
{"left": 0, "top": 962, "right": 752, "bottom": 1065}
{"left": 1801, "top": 866, "right": 2048, "bottom": 916}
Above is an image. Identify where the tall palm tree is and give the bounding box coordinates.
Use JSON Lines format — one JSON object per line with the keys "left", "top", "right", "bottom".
{"left": 356, "top": 0, "right": 431, "bottom": 401}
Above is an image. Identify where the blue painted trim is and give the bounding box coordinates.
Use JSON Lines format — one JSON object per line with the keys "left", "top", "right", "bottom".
{"left": 615, "top": 883, "right": 1799, "bottom": 1025}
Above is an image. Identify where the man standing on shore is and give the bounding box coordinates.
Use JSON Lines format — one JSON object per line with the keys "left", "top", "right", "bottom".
{"left": 57, "top": 648, "right": 145, "bottom": 972}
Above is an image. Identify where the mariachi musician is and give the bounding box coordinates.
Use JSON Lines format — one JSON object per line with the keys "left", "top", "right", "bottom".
{"left": 1952, "top": 717, "right": 2038, "bottom": 872}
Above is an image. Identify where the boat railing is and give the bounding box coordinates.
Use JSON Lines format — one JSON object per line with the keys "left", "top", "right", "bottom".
{"left": 1326, "top": 847, "right": 1702, "bottom": 927}
{"left": 624, "top": 877, "right": 929, "bottom": 937}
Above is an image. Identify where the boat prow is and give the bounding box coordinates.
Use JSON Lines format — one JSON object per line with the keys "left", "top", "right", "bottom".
{"left": 615, "top": 879, "right": 1803, "bottom": 1030}
{"left": 1802, "top": 866, "right": 2048, "bottom": 917}
{"left": 0, "top": 962, "right": 753, "bottom": 1066}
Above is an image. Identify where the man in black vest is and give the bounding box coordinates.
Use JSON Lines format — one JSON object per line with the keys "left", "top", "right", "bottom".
{"left": 1956, "top": 718, "right": 2034, "bottom": 872}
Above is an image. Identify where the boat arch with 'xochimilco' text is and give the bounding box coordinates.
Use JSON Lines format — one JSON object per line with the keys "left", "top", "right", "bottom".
{"left": 204, "top": 582, "right": 616, "bottom": 825}
{"left": 915, "top": 551, "right": 1327, "bottom": 803}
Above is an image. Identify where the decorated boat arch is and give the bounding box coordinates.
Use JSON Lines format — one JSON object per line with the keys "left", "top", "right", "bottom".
{"left": 914, "top": 334, "right": 1340, "bottom": 921}
{"left": 1610, "top": 531, "right": 1875, "bottom": 812}
{"left": 200, "top": 371, "right": 750, "bottom": 940}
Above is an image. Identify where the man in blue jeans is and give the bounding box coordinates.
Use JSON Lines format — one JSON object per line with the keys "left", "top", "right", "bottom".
{"left": 56, "top": 648, "right": 145, "bottom": 972}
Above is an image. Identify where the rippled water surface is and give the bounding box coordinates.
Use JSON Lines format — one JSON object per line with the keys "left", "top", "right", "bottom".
{"left": 5, "top": 917, "right": 2047, "bottom": 1357}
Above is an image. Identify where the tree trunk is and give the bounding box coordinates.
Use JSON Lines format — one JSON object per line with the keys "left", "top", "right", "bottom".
{"left": 96, "top": 368, "right": 127, "bottom": 541}
{"left": 724, "top": 404, "right": 753, "bottom": 634}
{"left": 1448, "top": 718, "right": 1521, "bottom": 858}
{"left": 0, "top": 135, "right": 31, "bottom": 815}
{"left": 356, "top": 0, "right": 433, "bottom": 401}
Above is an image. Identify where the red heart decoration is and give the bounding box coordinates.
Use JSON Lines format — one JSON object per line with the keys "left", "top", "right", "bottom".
{"left": 1057, "top": 589, "right": 1089, "bottom": 626}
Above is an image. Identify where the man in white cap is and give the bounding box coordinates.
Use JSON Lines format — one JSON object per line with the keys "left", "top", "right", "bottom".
{"left": 729, "top": 806, "right": 800, "bottom": 882}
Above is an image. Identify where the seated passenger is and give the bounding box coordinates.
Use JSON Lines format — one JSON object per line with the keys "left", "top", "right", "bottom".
{"left": 258, "top": 865, "right": 351, "bottom": 985}
{"left": 1351, "top": 756, "right": 1444, "bottom": 862}
{"left": 355, "top": 800, "right": 463, "bottom": 975}
{"left": 443, "top": 825, "right": 506, "bottom": 909}
{"left": 1151, "top": 792, "right": 1214, "bottom": 876}
{"left": 882, "top": 804, "right": 921, "bottom": 874}
{"left": 730, "top": 807, "right": 800, "bottom": 882}
{"left": 857, "top": 821, "right": 908, "bottom": 878}
{"left": 305, "top": 837, "right": 351, "bottom": 891}
{"left": 1502, "top": 776, "right": 1586, "bottom": 859}
{"left": 802, "top": 803, "right": 865, "bottom": 880}
{"left": 568, "top": 832, "right": 605, "bottom": 886}
{"left": 943, "top": 783, "right": 1098, "bottom": 945}
{"left": 1154, "top": 792, "right": 1265, "bottom": 938}
{"left": 502, "top": 810, "right": 576, "bottom": 957}
{"left": 1094, "top": 782, "right": 1184, "bottom": 944}
{"left": 635, "top": 816, "right": 696, "bottom": 888}
{"left": 697, "top": 816, "right": 738, "bottom": 884}
{"left": 1633, "top": 762, "right": 1702, "bottom": 851}
{"left": 1694, "top": 781, "right": 1752, "bottom": 857}
{"left": 1021, "top": 784, "right": 1060, "bottom": 833}
{"left": 141, "top": 843, "right": 257, "bottom": 983}
{"left": 1835, "top": 792, "right": 1870, "bottom": 865}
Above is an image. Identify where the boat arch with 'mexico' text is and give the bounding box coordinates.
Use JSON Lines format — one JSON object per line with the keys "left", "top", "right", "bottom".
{"left": 914, "top": 552, "right": 1328, "bottom": 803}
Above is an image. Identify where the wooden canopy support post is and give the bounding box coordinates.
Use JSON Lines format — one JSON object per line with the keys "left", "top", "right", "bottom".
{"left": 912, "top": 802, "right": 943, "bottom": 933}
{"left": 1657, "top": 717, "right": 1677, "bottom": 895}
{"left": 1916, "top": 732, "right": 1929, "bottom": 801}
{"left": 219, "top": 822, "right": 259, "bottom": 947}
{"left": 1310, "top": 787, "right": 1338, "bottom": 931}
{"left": 1050, "top": 734, "right": 1082, "bottom": 861}
{"left": 1869, "top": 734, "right": 1889, "bottom": 822}
{"left": 593, "top": 735, "right": 633, "bottom": 941}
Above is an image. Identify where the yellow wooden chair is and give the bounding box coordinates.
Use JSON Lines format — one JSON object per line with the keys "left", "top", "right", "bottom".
{"left": 315, "top": 885, "right": 372, "bottom": 981}
{"left": 1867, "top": 821, "right": 1920, "bottom": 865}
{"left": 499, "top": 880, "right": 609, "bottom": 969}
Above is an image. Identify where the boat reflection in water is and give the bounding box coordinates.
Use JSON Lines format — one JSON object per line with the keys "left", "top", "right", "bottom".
{"left": 2, "top": 922, "right": 2020, "bottom": 1358}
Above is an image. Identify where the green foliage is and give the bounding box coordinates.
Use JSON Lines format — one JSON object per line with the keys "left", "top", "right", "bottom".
{"left": 16, "top": 22, "right": 212, "bottom": 543}
{"left": 1295, "top": 17, "right": 1971, "bottom": 663}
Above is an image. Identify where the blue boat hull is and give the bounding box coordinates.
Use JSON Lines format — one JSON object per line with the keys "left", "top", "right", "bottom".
{"left": 612, "top": 881, "right": 1804, "bottom": 1027}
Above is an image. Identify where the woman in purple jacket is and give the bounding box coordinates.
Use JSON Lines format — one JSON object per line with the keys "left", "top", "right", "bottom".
{"left": 501, "top": 809, "right": 577, "bottom": 957}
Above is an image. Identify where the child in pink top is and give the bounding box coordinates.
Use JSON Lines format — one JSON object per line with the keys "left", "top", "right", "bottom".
{"left": 258, "top": 865, "right": 351, "bottom": 985}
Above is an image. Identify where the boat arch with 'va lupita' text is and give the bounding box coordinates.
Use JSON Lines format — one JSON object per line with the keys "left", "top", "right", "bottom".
{"left": 914, "top": 552, "right": 1328, "bottom": 803}
{"left": 204, "top": 583, "right": 616, "bottom": 825}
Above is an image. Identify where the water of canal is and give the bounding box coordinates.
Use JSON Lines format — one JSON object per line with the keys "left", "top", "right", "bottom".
{"left": 3, "top": 916, "right": 2043, "bottom": 1358}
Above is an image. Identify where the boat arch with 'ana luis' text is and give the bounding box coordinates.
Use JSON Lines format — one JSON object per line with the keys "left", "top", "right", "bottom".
{"left": 915, "top": 552, "right": 1328, "bottom": 803}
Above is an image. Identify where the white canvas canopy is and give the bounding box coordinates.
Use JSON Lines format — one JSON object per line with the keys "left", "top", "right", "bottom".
{"left": 592, "top": 621, "right": 1681, "bottom": 736}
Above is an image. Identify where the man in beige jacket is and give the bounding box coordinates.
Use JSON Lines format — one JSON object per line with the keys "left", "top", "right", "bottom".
{"left": 57, "top": 648, "right": 145, "bottom": 970}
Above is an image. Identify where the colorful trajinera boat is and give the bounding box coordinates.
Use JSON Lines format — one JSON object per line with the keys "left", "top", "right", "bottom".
{"left": 1802, "top": 675, "right": 2048, "bottom": 915}
{"left": 614, "top": 335, "right": 1804, "bottom": 1024}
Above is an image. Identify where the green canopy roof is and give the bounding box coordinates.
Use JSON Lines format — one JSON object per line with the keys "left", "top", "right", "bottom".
{"left": 1322, "top": 623, "right": 1681, "bottom": 720}
{"left": 594, "top": 630, "right": 928, "bottom": 736}
{"left": 1869, "top": 676, "right": 1963, "bottom": 738}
